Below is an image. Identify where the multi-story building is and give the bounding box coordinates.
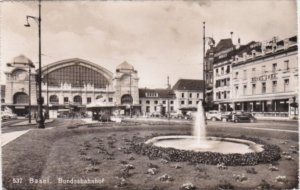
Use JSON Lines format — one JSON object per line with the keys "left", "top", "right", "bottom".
{"left": 139, "top": 79, "right": 204, "bottom": 116}
{"left": 231, "top": 36, "right": 298, "bottom": 118}
{"left": 139, "top": 88, "right": 176, "bottom": 116}
{"left": 172, "top": 79, "right": 204, "bottom": 115}
{"left": 212, "top": 38, "right": 236, "bottom": 111}
{"left": 209, "top": 35, "right": 298, "bottom": 118}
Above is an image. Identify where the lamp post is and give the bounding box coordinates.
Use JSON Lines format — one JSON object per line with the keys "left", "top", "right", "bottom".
{"left": 24, "top": 0, "right": 44, "bottom": 128}
{"left": 129, "top": 70, "right": 132, "bottom": 118}
{"left": 28, "top": 63, "right": 32, "bottom": 123}
{"left": 203, "top": 22, "right": 206, "bottom": 108}
{"left": 45, "top": 64, "right": 49, "bottom": 119}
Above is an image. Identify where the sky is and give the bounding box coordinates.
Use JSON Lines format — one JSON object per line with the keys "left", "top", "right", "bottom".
{"left": 1, "top": 0, "right": 297, "bottom": 88}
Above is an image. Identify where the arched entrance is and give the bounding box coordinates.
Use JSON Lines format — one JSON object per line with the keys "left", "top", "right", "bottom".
{"left": 121, "top": 94, "right": 133, "bottom": 105}
{"left": 13, "top": 92, "right": 29, "bottom": 104}
{"left": 13, "top": 92, "right": 29, "bottom": 116}
{"left": 73, "top": 95, "right": 82, "bottom": 105}
{"left": 121, "top": 94, "right": 133, "bottom": 116}
{"left": 49, "top": 95, "right": 59, "bottom": 104}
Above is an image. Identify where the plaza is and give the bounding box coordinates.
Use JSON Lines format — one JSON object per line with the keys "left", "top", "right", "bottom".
{"left": 1, "top": 1, "right": 299, "bottom": 190}
{"left": 1, "top": 118, "right": 298, "bottom": 189}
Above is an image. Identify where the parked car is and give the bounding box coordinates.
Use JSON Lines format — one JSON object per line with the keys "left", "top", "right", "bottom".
{"left": 241, "top": 112, "right": 257, "bottom": 123}
{"left": 150, "top": 112, "right": 161, "bottom": 117}
{"left": 1, "top": 112, "right": 17, "bottom": 120}
{"left": 99, "top": 113, "right": 111, "bottom": 122}
{"left": 2, "top": 115, "right": 10, "bottom": 121}
{"left": 221, "top": 111, "right": 256, "bottom": 123}
{"left": 220, "top": 112, "right": 232, "bottom": 122}
{"left": 170, "top": 112, "right": 184, "bottom": 119}
{"left": 206, "top": 110, "right": 222, "bottom": 121}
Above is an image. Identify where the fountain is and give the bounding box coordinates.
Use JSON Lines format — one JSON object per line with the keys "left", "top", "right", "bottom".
{"left": 132, "top": 101, "right": 281, "bottom": 166}
{"left": 145, "top": 101, "right": 264, "bottom": 154}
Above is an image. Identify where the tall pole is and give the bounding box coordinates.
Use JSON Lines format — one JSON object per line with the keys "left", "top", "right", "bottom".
{"left": 28, "top": 65, "right": 31, "bottom": 123}
{"left": 129, "top": 70, "right": 132, "bottom": 118}
{"left": 167, "top": 76, "right": 170, "bottom": 120}
{"left": 203, "top": 22, "right": 206, "bottom": 109}
{"left": 46, "top": 64, "right": 49, "bottom": 119}
{"left": 37, "top": 0, "right": 45, "bottom": 128}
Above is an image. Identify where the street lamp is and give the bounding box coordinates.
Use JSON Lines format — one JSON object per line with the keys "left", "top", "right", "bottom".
{"left": 129, "top": 70, "right": 133, "bottom": 118}
{"left": 24, "top": 0, "right": 45, "bottom": 128}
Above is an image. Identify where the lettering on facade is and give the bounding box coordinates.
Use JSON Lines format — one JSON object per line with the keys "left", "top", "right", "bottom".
{"left": 251, "top": 73, "right": 278, "bottom": 82}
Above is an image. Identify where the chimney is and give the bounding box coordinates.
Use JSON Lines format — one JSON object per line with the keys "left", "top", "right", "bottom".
{"left": 236, "top": 38, "right": 241, "bottom": 49}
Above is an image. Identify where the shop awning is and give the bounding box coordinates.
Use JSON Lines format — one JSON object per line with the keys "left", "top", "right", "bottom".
{"left": 58, "top": 109, "right": 69, "bottom": 112}
{"left": 232, "top": 93, "right": 296, "bottom": 102}
{"left": 179, "top": 106, "right": 197, "bottom": 111}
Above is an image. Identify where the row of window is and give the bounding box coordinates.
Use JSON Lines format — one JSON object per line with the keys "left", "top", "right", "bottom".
{"left": 145, "top": 106, "right": 174, "bottom": 112}
{"left": 181, "top": 93, "right": 200, "bottom": 98}
{"left": 216, "top": 91, "right": 230, "bottom": 100}
{"left": 215, "top": 78, "right": 230, "bottom": 88}
{"left": 215, "top": 65, "right": 230, "bottom": 75}
{"left": 235, "top": 79, "right": 290, "bottom": 96}
{"left": 215, "top": 79, "right": 290, "bottom": 99}
{"left": 181, "top": 100, "right": 199, "bottom": 105}
{"left": 141, "top": 99, "right": 201, "bottom": 105}
{"left": 145, "top": 92, "right": 158, "bottom": 97}
{"left": 141, "top": 100, "right": 173, "bottom": 105}
{"left": 49, "top": 95, "right": 113, "bottom": 104}
{"left": 234, "top": 60, "right": 290, "bottom": 79}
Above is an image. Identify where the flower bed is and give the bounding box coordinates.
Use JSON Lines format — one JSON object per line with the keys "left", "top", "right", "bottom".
{"left": 130, "top": 135, "right": 281, "bottom": 166}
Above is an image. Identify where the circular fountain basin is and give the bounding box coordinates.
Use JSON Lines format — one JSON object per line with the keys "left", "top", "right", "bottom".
{"left": 145, "top": 136, "right": 264, "bottom": 154}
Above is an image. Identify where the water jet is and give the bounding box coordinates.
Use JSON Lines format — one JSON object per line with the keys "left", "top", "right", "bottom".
{"left": 146, "top": 101, "right": 263, "bottom": 154}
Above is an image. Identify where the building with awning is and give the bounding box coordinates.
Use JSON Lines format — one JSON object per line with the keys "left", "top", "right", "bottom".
{"left": 209, "top": 35, "right": 298, "bottom": 119}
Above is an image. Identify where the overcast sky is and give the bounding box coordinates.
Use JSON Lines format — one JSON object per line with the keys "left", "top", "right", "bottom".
{"left": 1, "top": 0, "right": 297, "bottom": 88}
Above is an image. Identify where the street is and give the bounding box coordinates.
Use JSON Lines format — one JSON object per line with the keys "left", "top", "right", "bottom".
{"left": 1, "top": 118, "right": 298, "bottom": 148}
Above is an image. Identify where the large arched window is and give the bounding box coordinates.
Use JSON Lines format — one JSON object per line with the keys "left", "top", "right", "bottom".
{"left": 121, "top": 94, "right": 133, "bottom": 105}
{"left": 13, "top": 92, "right": 29, "bottom": 104}
{"left": 44, "top": 65, "right": 110, "bottom": 88}
{"left": 49, "top": 95, "right": 59, "bottom": 104}
{"left": 73, "top": 95, "right": 82, "bottom": 104}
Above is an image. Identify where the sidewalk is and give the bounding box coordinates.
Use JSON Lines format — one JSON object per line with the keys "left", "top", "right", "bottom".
{"left": 10, "top": 119, "right": 54, "bottom": 127}
{"left": 1, "top": 130, "right": 30, "bottom": 147}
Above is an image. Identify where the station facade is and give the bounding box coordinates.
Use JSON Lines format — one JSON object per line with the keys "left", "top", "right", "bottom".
{"left": 3, "top": 57, "right": 141, "bottom": 117}
{"left": 3, "top": 55, "right": 204, "bottom": 117}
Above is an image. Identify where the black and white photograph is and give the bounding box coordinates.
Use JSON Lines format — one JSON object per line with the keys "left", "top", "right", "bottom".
{"left": 0, "top": 0, "right": 299, "bottom": 189}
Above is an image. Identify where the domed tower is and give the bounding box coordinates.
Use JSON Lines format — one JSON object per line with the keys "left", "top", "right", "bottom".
{"left": 113, "top": 61, "right": 140, "bottom": 114}
{"left": 5, "top": 55, "right": 37, "bottom": 116}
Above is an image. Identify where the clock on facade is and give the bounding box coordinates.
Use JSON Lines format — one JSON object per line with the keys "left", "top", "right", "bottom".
{"left": 15, "top": 70, "right": 27, "bottom": 81}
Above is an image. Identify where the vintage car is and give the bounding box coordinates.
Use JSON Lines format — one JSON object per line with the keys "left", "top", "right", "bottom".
{"left": 221, "top": 111, "right": 256, "bottom": 123}
{"left": 206, "top": 110, "right": 222, "bottom": 121}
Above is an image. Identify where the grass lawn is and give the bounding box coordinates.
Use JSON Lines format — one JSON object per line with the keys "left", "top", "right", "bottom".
{"left": 2, "top": 123, "right": 299, "bottom": 190}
